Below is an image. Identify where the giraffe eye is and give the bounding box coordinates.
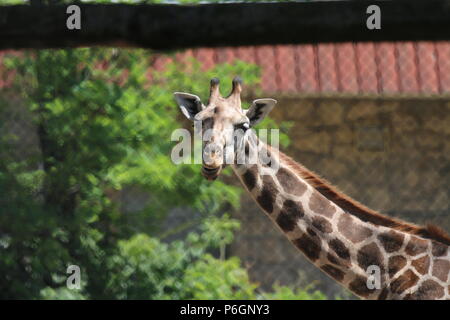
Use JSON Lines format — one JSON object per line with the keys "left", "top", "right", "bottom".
{"left": 235, "top": 122, "right": 250, "bottom": 131}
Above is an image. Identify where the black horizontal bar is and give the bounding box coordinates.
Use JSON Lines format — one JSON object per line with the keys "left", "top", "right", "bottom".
{"left": 0, "top": 1, "right": 449, "bottom": 50}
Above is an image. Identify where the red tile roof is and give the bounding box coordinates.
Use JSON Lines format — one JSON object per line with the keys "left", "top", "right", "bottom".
{"left": 170, "top": 41, "right": 450, "bottom": 95}
{"left": 1, "top": 42, "right": 449, "bottom": 95}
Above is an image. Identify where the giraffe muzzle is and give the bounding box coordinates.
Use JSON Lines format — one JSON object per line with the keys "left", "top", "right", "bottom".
{"left": 201, "top": 165, "right": 222, "bottom": 181}
{"left": 203, "top": 142, "right": 224, "bottom": 167}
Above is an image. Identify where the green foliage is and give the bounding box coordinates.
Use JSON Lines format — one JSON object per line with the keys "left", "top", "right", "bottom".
{"left": 261, "top": 284, "right": 327, "bottom": 300}
{"left": 184, "top": 255, "right": 257, "bottom": 299}
{"left": 81, "top": 214, "right": 322, "bottom": 300}
{"left": 196, "top": 214, "right": 240, "bottom": 249}
{"left": 103, "top": 214, "right": 253, "bottom": 299}
{"left": 0, "top": 0, "right": 25, "bottom": 4}
{"left": 40, "top": 287, "right": 87, "bottom": 300}
{"left": 0, "top": 46, "right": 323, "bottom": 300}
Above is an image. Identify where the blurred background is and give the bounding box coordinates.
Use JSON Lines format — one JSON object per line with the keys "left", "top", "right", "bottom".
{"left": 0, "top": 1, "right": 449, "bottom": 300}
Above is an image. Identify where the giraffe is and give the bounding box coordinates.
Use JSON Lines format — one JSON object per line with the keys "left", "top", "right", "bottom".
{"left": 173, "top": 77, "right": 450, "bottom": 300}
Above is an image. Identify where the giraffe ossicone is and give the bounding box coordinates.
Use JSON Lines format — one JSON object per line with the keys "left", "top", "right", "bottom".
{"left": 174, "top": 77, "right": 450, "bottom": 300}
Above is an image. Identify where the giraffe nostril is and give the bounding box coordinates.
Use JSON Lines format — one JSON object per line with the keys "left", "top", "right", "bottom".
{"left": 204, "top": 143, "right": 222, "bottom": 159}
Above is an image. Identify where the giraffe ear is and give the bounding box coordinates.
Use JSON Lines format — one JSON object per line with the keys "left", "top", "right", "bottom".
{"left": 174, "top": 92, "right": 205, "bottom": 120}
{"left": 245, "top": 98, "right": 277, "bottom": 126}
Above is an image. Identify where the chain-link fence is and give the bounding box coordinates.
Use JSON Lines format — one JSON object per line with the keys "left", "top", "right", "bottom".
{"left": 1, "top": 40, "right": 449, "bottom": 299}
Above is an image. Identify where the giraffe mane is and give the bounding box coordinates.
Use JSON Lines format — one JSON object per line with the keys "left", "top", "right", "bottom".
{"left": 275, "top": 149, "right": 450, "bottom": 246}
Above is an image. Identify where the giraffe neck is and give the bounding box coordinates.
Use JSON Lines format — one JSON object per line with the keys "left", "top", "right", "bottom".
{"left": 231, "top": 133, "right": 450, "bottom": 300}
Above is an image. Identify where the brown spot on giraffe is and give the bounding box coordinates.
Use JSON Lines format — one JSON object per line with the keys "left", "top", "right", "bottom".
{"left": 312, "top": 216, "right": 333, "bottom": 234}
{"left": 377, "top": 288, "right": 389, "bottom": 300}
{"left": 242, "top": 166, "right": 257, "bottom": 191}
{"left": 411, "top": 255, "right": 430, "bottom": 275}
{"left": 256, "top": 174, "right": 277, "bottom": 214}
{"left": 276, "top": 167, "right": 307, "bottom": 197}
{"left": 306, "top": 227, "right": 317, "bottom": 237}
{"left": 338, "top": 214, "right": 373, "bottom": 243}
{"left": 320, "top": 264, "right": 345, "bottom": 282}
{"left": 293, "top": 233, "right": 321, "bottom": 262}
{"left": 327, "top": 253, "right": 342, "bottom": 266}
{"left": 309, "top": 191, "right": 336, "bottom": 218}
{"left": 328, "top": 238, "right": 350, "bottom": 261}
{"left": 348, "top": 276, "right": 373, "bottom": 298}
{"left": 405, "top": 279, "right": 445, "bottom": 300}
{"left": 275, "top": 149, "right": 450, "bottom": 246}
{"left": 276, "top": 200, "right": 304, "bottom": 232}
{"left": 377, "top": 230, "right": 405, "bottom": 253}
{"left": 431, "top": 241, "right": 448, "bottom": 257}
{"left": 405, "top": 236, "right": 429, "bottom": 256}
{"left": 390, "top": 269, "right": 419, "bottom": 294}
{"left": 388, "top": 255, "right": 407, "bottom": 278}
{"left": 357, "top": 242, "right": 385, "bottom": 272}
{"left": 432, "top": 259, "right": 450, "bottom": 282}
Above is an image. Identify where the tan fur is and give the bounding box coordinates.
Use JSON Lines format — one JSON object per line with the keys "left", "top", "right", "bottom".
{"left": 272, "top": 147, "right": 450, "bottom": 246}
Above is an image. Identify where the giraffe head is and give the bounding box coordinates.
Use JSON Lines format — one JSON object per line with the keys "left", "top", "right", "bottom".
{"left": 174, "top": 77, "right": 277, "bottom": 180}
